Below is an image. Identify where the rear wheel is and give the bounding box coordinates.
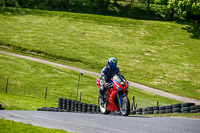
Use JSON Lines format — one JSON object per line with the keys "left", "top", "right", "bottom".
{"left": 98, "top": 96, "right": 110, "bottom": 114}
{"left": 119, "top": 96, "right": 130, "bottom": 116}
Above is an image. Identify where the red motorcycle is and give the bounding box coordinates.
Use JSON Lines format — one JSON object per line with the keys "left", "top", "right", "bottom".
{"left": 96, "top": 74, "right": 130, "bottom": 116}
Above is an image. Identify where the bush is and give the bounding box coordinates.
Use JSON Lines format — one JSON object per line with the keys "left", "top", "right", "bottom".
{"left": 168, "top": 0, "right": 200, "bottom": 20}
{"left": 154, "top": 0, "right": 168, "bottom": 5}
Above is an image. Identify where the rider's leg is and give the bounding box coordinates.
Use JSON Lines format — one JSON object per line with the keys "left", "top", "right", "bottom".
{"left": 99, "top": 85, "right": 106, "bottom": 103}
{"left": 99, "top": 86, "right": 105, "bottom": 95}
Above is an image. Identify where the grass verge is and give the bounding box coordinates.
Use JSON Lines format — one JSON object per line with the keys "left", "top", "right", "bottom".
{"left": 0, "top": 119, "right": 69, "bottom": 133}
{"left": 131, "top": 113, "right": 200, "bottom": 119}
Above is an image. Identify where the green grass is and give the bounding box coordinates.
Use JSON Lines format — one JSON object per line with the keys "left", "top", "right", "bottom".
{"left": 132, "top": 113, "right": 200, "bottom": 119}
{"left": 0, "top": 53, "right": 180, "bottom": 110}
{"left": 0, "top": 7, "right": 199, "bottom": 100}
{"left": 0, "top": 119, "right": 69, "bottom": 133}
{"left": 0, "top": 93, "right": 57, "bottom": 110}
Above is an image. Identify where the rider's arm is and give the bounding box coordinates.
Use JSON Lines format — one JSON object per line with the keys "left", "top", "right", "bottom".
{"left": 100, "top": 67, "right": 107, "bottom": 87}
{"left": 116, "top": 68, "right": 126, "bottom": 80}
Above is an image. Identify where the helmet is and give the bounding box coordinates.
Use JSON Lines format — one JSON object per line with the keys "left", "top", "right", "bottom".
{"left": 107, "top": 57, "right": 117, "bottom": 70}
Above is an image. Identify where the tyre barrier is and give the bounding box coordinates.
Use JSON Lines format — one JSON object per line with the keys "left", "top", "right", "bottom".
{"left": 38, "top": 98, "right": 200, "bottom": 115}
{"left": 134, "top": 103, "right": 200, "bottom": 115}
{"left": 0, "top": 104, "right": 5, "bottom": 110}
{"left": 37, "top": 98, "right": 101, "bottom": 114}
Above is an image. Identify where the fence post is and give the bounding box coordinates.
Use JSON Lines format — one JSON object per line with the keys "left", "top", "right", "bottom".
{"left": 45, "top": 86, "right": 47, "bottom": 99}
{"left": 79, "top": 92, "right": 82, "bottom": 102}
{"left": 5, "top": 77, "right": 9, "bottom": 93}
{"left": 131, "top": 96, "right": 136, "bottom": 110}
{"left": 157, "top": 101, "right": 159, "bottom": 106}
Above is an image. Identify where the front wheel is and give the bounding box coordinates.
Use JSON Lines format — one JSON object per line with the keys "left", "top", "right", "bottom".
{"left": 98, "top": 96, "right": 110, "bottom": 114}
{"left": 119, "top": 96, "right": 130, "bottom": 116}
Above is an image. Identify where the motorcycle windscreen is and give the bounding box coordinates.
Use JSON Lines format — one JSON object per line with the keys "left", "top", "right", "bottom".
{"left": 112, "top": 75, "right": 124, "bottom": 83}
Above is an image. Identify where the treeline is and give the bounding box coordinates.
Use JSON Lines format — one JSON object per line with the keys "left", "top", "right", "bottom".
{"left": 0, "top": 0, "right": 199, "bottom": 21}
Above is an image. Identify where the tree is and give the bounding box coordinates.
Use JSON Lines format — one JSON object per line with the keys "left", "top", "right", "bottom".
{"left": 96, "top": 0, "right": 110, "bottom": 13}
{"left": 168, "top": 0, "right": 200, "bottom": 19}
{"left": 114, "top": 0, "right": 117, "bottom": 5}
{"left": 154, "top": 0, "right": 168, "bottom": 5}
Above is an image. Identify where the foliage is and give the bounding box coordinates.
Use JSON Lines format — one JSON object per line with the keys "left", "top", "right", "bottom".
{"left": 168, "top": 0, "right": 200, "bottom": 19}
{"left": 0, "top": 0, "right": 170, "bottom": 20}
{"left": 154, "top": 0, "right": 169, "bottom": 5}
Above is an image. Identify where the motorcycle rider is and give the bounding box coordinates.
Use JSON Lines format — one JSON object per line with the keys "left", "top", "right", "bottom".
{"left": 99, "top": 57, "right": 124, "bottom": 102}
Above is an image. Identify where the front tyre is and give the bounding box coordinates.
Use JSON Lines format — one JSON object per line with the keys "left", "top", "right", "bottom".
{"left": 98, "top": 96, "right": 110, "bottom": 114}
{"left": 119, "top": 96, "right": 130, "bottom": 116}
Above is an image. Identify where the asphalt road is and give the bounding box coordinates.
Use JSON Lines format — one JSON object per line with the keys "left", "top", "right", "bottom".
{"left": 0, "top": 110, "right": 200, "bottom": 133}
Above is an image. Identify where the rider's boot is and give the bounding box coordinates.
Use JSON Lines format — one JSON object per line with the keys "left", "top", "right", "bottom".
{"left": 99, "top": 86, "right": 105, "bottom": 104}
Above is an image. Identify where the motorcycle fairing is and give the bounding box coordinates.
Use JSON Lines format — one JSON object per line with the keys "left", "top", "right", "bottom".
{"left": 106, "top": 89, "right": 120, "bottom": 111}
{"left": 96, "top": 78, "right": 100, "bottom": 88}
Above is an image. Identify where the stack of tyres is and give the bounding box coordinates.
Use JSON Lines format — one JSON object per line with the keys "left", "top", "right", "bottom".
{"left": 0, "top": 104, "right": 4, "bottom": 110}
{"left": 165, "top": 105, "right": 172, "bottom": 113}
{"left": 78, "top": 102, "right": 82, "bottom": 113}
{"left": 43, "top": 107, "right": 49, "bottom": 111}
{"left": 37, "top": 107, "right": 43, "bottom": 111}
{"left": 130, "top": 110, "right": 136, "bottom": 114}
{"left": 82, "top": 103, "right": 87, "bottom": 113}
{"left": 172, "top": 103, "right": 181, "bottom": 113}
{"left": 62, "top": 98, "right": 67, "bottom": 111}
{"left": 87, "top": 104, "right": 92, "bottom": 113}
{"left": 58, "top": 98, "right": 63, "bottom": 109}
{"left": 190, "top": 106, "right": 196, "bottom": 113}
{"left": 42, "top": 107, "right": 48, "bottom": 111}
{"left": 71, "top": 100, "right": 75, "bottom": 112}
{"left": 96, "top": 105, "right": 100, "bottom": 113}
{"left": 51, "top": 107, "right": 58, "bottom": 112}
{"left": 181, "top": 103, "right": 195, "bottom": 113}
{"left": 159, "top": 106, "right": 165, "bottom": 114}
{"left": 37, "top": 107, "right": 59, "bottom": 111}
{"left": 196, "top": 105, "right": 200, "bottom": 113}
{"left": 66, "top": 99, "right": 71, "bottom": 112}
{"left": 147, "top": 107, "right": 153, "bottom": 114}
{"left": 74, "top": 101, "right": 79, "bottom": 112}
{"left": 153, "top": 106, "right": 159, "bottom": 114}
{"left": 46, "top": 107, "right": 51, "bottom": 111}
{"left": 142, "top": 108, "right": 147, "bottom": 115}
{"left": 92, "top": 105, "right": 97, "bottom": 113}
{"left": 136, "top": 108, "right": 142, "bottom": 115}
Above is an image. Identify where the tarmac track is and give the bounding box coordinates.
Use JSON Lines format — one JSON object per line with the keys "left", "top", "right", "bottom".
{"left": 0, "top": 110, "right": 200, "bottom": 133}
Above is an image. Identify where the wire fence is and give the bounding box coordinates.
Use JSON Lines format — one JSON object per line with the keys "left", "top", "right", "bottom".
{"left": 0, "top": 76, "right": 98, "bottom": 105}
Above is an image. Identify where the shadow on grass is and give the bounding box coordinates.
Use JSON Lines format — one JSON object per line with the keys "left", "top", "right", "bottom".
{"left": 0, "top": 6, "right": 50, "bottom": 16}
{"left": 1, "top": 6, "right": 199, "bottom": 40}
{"left": 176, "top": 20, "right": 200, "bottom": 40}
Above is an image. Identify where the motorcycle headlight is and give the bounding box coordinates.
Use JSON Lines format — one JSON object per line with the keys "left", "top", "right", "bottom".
{"left": 116, "top": 87, "right": 123, "bottom": 91}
